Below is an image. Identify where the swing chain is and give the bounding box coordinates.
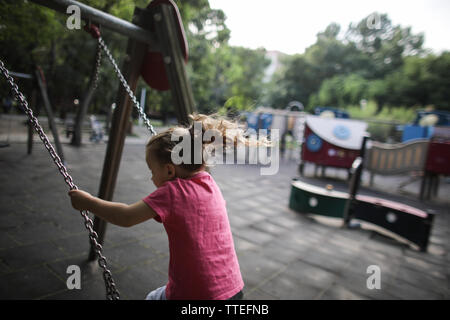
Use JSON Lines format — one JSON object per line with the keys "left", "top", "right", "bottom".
{"left": 0, "top": 60, "right": 120, "bottom": 300}
{"left": 92, "top": 39, "right": 102, "bottom": 91}
{"left": 97, "top": 37, "right": 157, "bottom": 136}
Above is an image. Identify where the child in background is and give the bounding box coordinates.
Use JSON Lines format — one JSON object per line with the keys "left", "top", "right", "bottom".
{"left": 68, "top": 114, "right": 251, "bottom": 300}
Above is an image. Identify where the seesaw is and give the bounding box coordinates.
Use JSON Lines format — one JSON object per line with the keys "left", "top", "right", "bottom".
{"left": 289, "top": 136, "right": 435, "bottom": 251}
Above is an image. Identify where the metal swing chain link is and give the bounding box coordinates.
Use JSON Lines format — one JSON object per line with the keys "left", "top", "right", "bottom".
{"left": 92, "top": 39, "right": 102, "bottom": 91}
{"left": 0, "top": 60, "right": 120, "bottom": 300}
{"left": 97, "top": 37, "right": 157, "bottom": 136}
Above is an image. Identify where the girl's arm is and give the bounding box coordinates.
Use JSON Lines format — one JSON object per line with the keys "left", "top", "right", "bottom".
{"left": 68, "top": 190, "right": 157, "bottom": 227}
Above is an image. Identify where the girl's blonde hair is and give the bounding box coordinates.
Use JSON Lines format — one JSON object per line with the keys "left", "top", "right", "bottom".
{"left": 146, "top": 113, "right": 269, "bottom": 172}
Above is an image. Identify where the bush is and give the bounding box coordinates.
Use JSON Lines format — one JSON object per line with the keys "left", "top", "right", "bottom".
{"left": 346, "top": 101, "right": 418, "bottom": 142}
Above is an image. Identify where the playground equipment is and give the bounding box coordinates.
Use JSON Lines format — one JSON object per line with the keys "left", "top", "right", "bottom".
{"left": 365, "top": 126, "right": 450, "bottom": 200}
{"left": 2, "top": 0, "right": 195, "bottom": 299}
{"left": 402, "top": 109, "right": 450, "bottom": 142}
{"left": 314, "top": 106, "right": 350, "bottom": 119}
{"left": 286, "top": 101, "right": 304, "bottom": 112}
{"left": 365, "top": 138, "right": 429, "bottom": 198}
{"left": 299, "top": 115, "right": 368, "bottom": 176}
{"left": 289, "top": 136, "right": 435, "bottom": 251}
{"left": 245, "top": 106, "right": 306, "bottom": 157}
{"left": 421, "top": 127, "right": 450, "bottom": 200}
{"left": 366, "top": 139, "right": 429, "bottom": 178}
{"left": 0, "top": 69, "right": 65, "bottom": 160}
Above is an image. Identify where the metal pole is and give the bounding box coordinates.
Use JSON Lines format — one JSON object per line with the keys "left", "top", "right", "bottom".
{"left": 29, "top": 0, "right": 158, "bottom": 49}
{"left": 138, "top": 88, "right": 146, "bottom": 127}
{"left": 9, "top": 71, "right": 33, "bottom": 79}
{"left": 343, "top": 134, "right": 370, "bottom": 227}
{"left": 7, "top": 71, "right": 37, "bottom": 153}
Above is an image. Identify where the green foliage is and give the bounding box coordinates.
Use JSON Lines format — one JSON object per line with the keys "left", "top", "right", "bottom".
{"left": 315, "top": 74, "right": 368, "bottom": 107}
{"left": 142, "top": 0, "right": 269, "bottom": 117}
{"left": 346, "top": 101, "right": 416, "bottom": 123}
{"left": 381, "top": 53, "right": 450, "bottom": 110}
{"left": 0, "top": 0, "right": 269, "bottom": 121}
{"left": 346, "top": 102, "right": 417, "bottom": 142}
{"left": 264, "top": 54, "right": 318, "bottom": 109}
{"left": 0, "top": 0, "right": 65, "bottom": 96}
{"left": 345, "top": 13, "right": 424, "bottom": 77}
{"left": 266, "top": 12, "right": 449, "bottom": 113}
{"left": 1, "top": 2, "right": 448, "bottom": 126}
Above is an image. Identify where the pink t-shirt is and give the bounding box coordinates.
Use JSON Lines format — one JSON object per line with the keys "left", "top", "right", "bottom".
{"left": 142, "top": 171, "right": 244, "bottom": 300}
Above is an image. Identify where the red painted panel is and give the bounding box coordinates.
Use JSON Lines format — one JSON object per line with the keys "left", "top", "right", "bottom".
{"left": 301, "top": 125, "right": 360, "bottom": 169}
{"left": 425, "top": 141, "right": 450, "bottom": 175}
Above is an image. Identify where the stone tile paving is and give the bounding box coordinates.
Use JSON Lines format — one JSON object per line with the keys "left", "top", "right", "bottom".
{"left": 0, "top": 124, "right": 449, "bottom": 300}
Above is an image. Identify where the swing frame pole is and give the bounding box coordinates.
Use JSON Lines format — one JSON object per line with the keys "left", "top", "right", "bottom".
{"left": 29, "top": 0, "right": 158, "bottom": 49}
{"left": 87, "top": 3, "right": 196, "bottom": 260}
{"left": 7, "top": 70, "right": 61, "bottom": 158}
{"left": 28, "top": 0, "right": 197, "bottom": 261}
{"left": 6, "top": 71, "right": 35, "bottom": 153}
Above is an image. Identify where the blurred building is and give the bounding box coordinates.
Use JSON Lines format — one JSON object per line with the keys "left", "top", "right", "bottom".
{"left": 263, "top": 50, "right": 288, "bottom": 83}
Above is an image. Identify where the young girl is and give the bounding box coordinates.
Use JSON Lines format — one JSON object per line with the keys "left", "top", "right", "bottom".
{"left": 68, "top": 114, "right": 247, "bottom": 300}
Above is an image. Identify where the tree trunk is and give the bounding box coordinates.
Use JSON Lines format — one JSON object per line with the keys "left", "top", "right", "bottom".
{"left": 71, "top": 83, "right": 97, "bottom": 146}
{"left": 375, "top": 99, "right": 385, "bottom": 114}
{"left": 71, "top": 42, "right": 100, "bottom": 146}
{"left": 35, "top": 68, "right": 65, "bottom": 163}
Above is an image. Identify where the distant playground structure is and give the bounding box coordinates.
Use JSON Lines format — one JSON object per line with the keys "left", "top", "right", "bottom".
{"left": 243, "top": 105, "right": 448, "bottom": 251}
{"left": 245, "top": 106, "right": 450, "bottom": 200}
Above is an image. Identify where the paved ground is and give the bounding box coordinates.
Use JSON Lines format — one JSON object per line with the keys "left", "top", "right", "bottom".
{"left": 0, "top": 115, "right": 449, "bottom": 300}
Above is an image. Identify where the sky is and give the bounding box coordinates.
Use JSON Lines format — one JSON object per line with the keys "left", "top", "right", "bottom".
{"left": 208, "top": 0, "right": 450, "bottom": 55}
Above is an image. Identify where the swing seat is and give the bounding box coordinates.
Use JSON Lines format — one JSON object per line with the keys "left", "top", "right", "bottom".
{"left": 141, "top": 0, "right": 188, "bottom": 91}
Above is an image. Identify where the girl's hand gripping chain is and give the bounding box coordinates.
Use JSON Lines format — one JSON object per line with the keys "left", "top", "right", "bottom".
{"left": 68, "top": 190, "right": 94, "bottom": 211}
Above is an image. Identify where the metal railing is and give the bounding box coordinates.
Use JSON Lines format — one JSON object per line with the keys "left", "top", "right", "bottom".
{"left": 29, "top": 0, "right": 158, "bottom": 48}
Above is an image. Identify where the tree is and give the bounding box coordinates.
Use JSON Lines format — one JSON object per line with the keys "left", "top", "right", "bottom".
{"left": 426, "top": 52, "right": 450, "bottom": 110}
{"left": 1, "top": 1, "right": 230, "bottom": 124}
{"left": 317, "top": 76, "right": 344, "bottom": 107}
{"left": 345, "top": 12, "right": 424, "bottom": 78}
{"left": 147, "top": 1, "right": 269, "bottom": 116}
{"left": 265, "top": 22, "right": 371, "bottom": 109}
{"left": 264, "top": 54, "right": 318, "bottom": 109}
{"left": 0, "top": 0, "right": 65, "bottom": 97}
{"left": 381, "top": 53, "right": 450, "bottom": 110}
{"left": 222, "top": 46, "right": 270, "bottom": 114}
{"left": 144, "top": 0, "right": 233, "bottom": 116}
{"left": 367, "top": 79, "right": 388, "bottom": 111}
{"left": 266, "top": 14, "right": 432, "bottom": 112}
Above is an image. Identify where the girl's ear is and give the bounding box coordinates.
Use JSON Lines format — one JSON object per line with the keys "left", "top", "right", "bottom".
{"left": 166, "top": 163, "right": 176, "bottom": 178}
